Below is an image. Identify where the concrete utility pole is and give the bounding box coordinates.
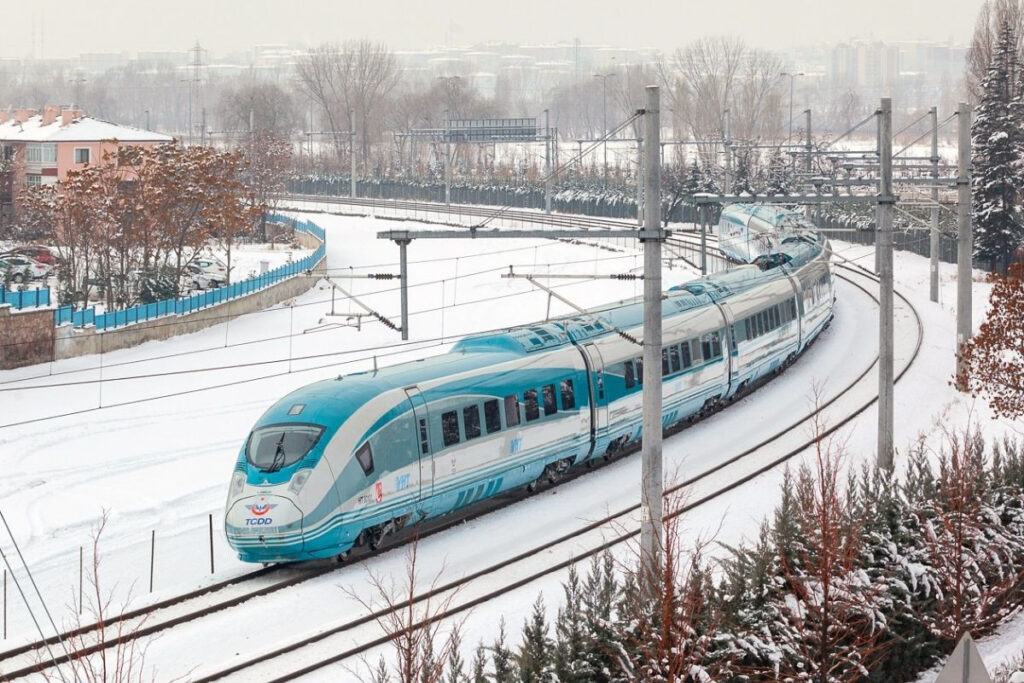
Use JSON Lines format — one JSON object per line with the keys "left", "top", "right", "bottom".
{"left": 804, "top": 108, "right": 813, "bottom": 174}
{"left": 930, "top": 106, "right": 941, "bottom": 303}
{"left": 349, "top": 110, "right": 357, "bottom": 199}
{"left": 636, "top": 135, "right": 644, "bottom": 227}
{"left": 595, "top": 72, "right": 615, "bottom": 179}
{"left": 723, "top": 108, "right": 732, "bottom": 195}
{"left": 956, "top": 102, "right": 973, "bottom": 387}
{"left": 877, "top": 98, "right": 895, "bottom": 471}
{"left": 544, "top": 109, "right": 552, "bottom": 214}
{"left": 397, "top": 239, "right": 410, "bottom": 340}
{"left": 445, "top": 113, "right": 452, "bottom": 207}
{"left": 640, "top": 85, "right": 663, "bottom": 595}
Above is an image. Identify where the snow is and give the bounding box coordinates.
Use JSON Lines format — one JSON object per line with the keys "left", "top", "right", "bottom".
{"left": 0, "top": 114, "right": 171, "bottom": 143}
{"left": 0, "top": 206, "right": 1019, "bottom": 681}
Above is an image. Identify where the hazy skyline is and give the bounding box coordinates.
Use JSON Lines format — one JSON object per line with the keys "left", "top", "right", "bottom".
{"left": 2, "top": 0, "right": 985, "bottom": 60}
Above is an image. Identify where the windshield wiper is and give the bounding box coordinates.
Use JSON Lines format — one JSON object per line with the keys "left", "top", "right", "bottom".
{"left": 264, "top": 433, "right": 287, "bottom": 473}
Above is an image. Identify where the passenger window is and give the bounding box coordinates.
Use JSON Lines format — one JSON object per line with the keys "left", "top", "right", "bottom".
{"left": 745, "top": 318, "right": 753, "bottom": 339}
{"left": 669, "top": 345, "right": 681, "bottom": 373}
{"left": 662, "top": 348, "right": 669, "bottom": 376}
{"left": 560, "top": 379, "right": 576, "bottom": 409}
{"left": 624, "top": 361, "right": 635, "bottom": 389}
{"left": 790, "top": 299, "right": 797, "bottom": 318}
{"left": 418, "top": 418, "right": 429, "bottom": 454}
{"left": 464, "top": 405, "right": 481, "bottom": 440}
{"left": 636, "top": 357, "right": 643, "bottom": 383}
{"left": 504, "top": 394, "right": 521, "bottom": 427}
{"left": 442, "top": 411, "right": 460, "bottom": 447}
{"left": 484, "top": 399, "right": 501, "bottom": 434}
{"left": 711, "top": 331, "right": 722, "bottom": 358}
{"left": 355, "top": 442, "right": 374, "bottom": 475}
{"left": 524, "top": 389, "right": 540, "bottom": 421}
{"left": 701, "top": 335, "right": 712, "bottom": 360}
{"left": 680, "top": 341, "right": 692, "bottom": 368}
{"left": 693, "top": 338, "right": 704, "bottom": 363}
{"left": 542, "top": 384, "right": 558, "bottom": 416}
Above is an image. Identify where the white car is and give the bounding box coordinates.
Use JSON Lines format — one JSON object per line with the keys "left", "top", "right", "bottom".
{"left": 0, "top": 255, "right": 50, "bottom": 282}
{"left": 193, "top": 258, "right": 228, "bottom": 286}
{"left": 183, "top": 264, "right": 218, "bottom": 290}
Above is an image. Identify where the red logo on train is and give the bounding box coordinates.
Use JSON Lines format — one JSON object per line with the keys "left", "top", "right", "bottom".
{"left": 247, "top": 499, "right": 277, "bottom": 516}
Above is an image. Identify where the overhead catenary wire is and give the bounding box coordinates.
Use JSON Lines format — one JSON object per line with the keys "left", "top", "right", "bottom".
{"left": 0, "top": 508, "right": 70, "bottom": 681}
{"left": 0, "top": 236, "right": 884, "bottom": 432}
{"left": 0, "top": 250, "right": 649, "bottom": 391}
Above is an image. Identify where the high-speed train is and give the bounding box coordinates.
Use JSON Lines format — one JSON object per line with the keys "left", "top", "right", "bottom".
{"left": 225, "top": 210, "right": 835, "bottom": 563}
{"left": 718, "top": 203, "right": 816, "bottom": 263}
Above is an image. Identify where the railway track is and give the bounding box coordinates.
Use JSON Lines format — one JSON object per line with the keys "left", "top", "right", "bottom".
{"left": 2, "top": 201, "right": 907, "bottom": 681}
{"left": 181, "top": 263, "right": 921, "bottom": 683}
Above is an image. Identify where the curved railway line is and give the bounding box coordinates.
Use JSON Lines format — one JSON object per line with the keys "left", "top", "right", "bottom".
{"left": 1, "top": 199, "right": 915, "bottom": 682}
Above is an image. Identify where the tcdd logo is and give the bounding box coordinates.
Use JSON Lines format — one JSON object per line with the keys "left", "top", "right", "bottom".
{"left": 246, "top": 500, "right": 278, "bottom": 526}
{"left": 247, "top": 501, "right": 277, "bottom": 516}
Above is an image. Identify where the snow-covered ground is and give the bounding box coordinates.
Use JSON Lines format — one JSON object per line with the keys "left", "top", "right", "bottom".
{"left": 0, "top": 209, "right": 1019, "bottom": 681}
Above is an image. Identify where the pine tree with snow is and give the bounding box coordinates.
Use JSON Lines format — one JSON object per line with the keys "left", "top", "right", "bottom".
{"left": 763, "top": 146, "right": 793, "bottom": 196}
{"left": 972, "top": 19, "right": 1024, "bottom": 272}
{"left": 470, "top": 643, "right": 488, "bottom": 683}
{"left": 552, "top": 566, "right": 599, "bottom": 682}
{"left": 516, "top": 596, "right": 554, "bottom": 682}
{"left": 491, "top": 619, "right": 517, "bottom": 683}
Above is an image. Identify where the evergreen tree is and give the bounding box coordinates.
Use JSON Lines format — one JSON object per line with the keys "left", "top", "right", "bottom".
{"left": 763, "top": 147, "right": 793, "bottom": 196}
{"left": 470, "top": 643, "right": 488, "bottom": 683}
{"left": 552, "top": 566, "right": 597, "bottom": 682}
{"left": 972, "top": 19, "right": 1024, "bottom": 272}
{"left": 516, "top": 596, "right": 554, "bottom": 682}
{"left": 491, "top": 619, "right": 517, "bottom": 683}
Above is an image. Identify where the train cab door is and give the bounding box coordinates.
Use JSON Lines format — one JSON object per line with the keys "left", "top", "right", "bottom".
{"left": 580, "top": 343, "right": 608, "bottom": 443}
{"left": 404, "top": 387, "right": 433, "bottom": 500}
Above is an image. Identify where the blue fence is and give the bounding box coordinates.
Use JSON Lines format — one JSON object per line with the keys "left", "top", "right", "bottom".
{"left": 55, "top": 214, "right": 325, "bottom": 331}
{"left": 1, "top": 286, "right": 50, "bottom": 310}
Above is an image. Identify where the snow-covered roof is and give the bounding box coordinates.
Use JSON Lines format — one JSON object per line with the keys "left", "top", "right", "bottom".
{"left": 0, "top": 114, "right": 173, "bottom": 144}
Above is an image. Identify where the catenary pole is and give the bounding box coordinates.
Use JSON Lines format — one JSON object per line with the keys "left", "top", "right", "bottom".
{"left": 544, "top": 109, "right": 552, "bottom": 214}
{"left": 930, "top": 106, "right": 940, "bottom": 303}
{"left": 636, "top": 135, "right": 644, "bottom": 227}
{"left": 398, "top": 239, "right": 410, "bottom": 340}
{"left": 723, "top": 108, "right": 732, "bottom": 195}
{"left": 956, "top": 102, "right": 973, "bottom": 387}
{"left": 445, "top": 113, "right": 452, "bottom": 207}
{"left": 805, "top": 108, "right": 812, "bottom": 174}
{"left": 877, "top": 98, "right": 895, "bottom": 470}
{"left": 350, "top": 110, "right": 357, "bottom": 199}
{"left": 640, "top": 85, "right": 663, "bottom": 594}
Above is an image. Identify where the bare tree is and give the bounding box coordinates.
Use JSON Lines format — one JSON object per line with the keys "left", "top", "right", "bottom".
{"left": 346, "top": 539, "right": 467, "bottom": 683}
{"left": 296, "top": 41, "right": 401, "bottom": 168}
{"left": 216, "top": 79, "right": 299, "bottom": 142}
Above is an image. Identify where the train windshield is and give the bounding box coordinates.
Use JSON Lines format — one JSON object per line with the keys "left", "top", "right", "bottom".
{"left": 246, "top": 423, "right": 325, "bottom": 472}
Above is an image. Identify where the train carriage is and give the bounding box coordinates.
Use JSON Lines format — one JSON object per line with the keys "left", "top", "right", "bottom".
{"left": 226, "top": 206, "right": 836, "bottom": 563}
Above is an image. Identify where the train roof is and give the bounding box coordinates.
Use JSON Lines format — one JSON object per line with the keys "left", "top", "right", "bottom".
{"left": 252, "top": 225, "right": 827, "bottom": 432}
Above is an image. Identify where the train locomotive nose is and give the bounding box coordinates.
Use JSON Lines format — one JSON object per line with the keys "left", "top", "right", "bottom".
{"left": 225, "top": 494, "right": 305, "bottom": 562}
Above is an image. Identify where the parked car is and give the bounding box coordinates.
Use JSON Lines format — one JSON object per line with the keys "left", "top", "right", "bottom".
{"left": 183, "top": 264, "right": 218, "bottom": 291}
{"left": 0, "top": 255, "right": 50, "bottom": 283}
{"left": 192, "top": 258, "right": 227, "bottom": 286}
{"left": 8, "top": 245, "right": 57, "bottom": 266}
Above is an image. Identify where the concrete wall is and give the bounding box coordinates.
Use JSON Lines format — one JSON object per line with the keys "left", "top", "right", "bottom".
{"left": 0, "top": 305, "right": 55, "bottom": 369}
{"left": 54, "top": 254, "right": 326, "bottom": 360}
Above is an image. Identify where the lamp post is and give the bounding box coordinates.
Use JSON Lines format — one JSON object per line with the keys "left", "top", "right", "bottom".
{"left": 594, "top": 72, "right": 616, "bottom": 179}
{"left": 780, "top": 71, "right": 804, "bottom": 147}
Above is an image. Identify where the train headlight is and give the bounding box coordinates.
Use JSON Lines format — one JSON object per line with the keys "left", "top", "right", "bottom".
{"left": 289, "top": 469, "right": 312, "bottom": 495}
{"left": 230, "top": 472, "right": 246, "bottom": 497}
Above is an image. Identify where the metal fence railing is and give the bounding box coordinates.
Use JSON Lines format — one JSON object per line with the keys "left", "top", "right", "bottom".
{"left": 54, "top": 214, "right": 325, "bottom": 331}
{"left": 1, "top": 286, "right": 50, "bottom": 310}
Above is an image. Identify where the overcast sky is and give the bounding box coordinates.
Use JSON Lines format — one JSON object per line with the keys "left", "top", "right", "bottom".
{"left": 1, "top": 0, "right": 986, "bottom": 60}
